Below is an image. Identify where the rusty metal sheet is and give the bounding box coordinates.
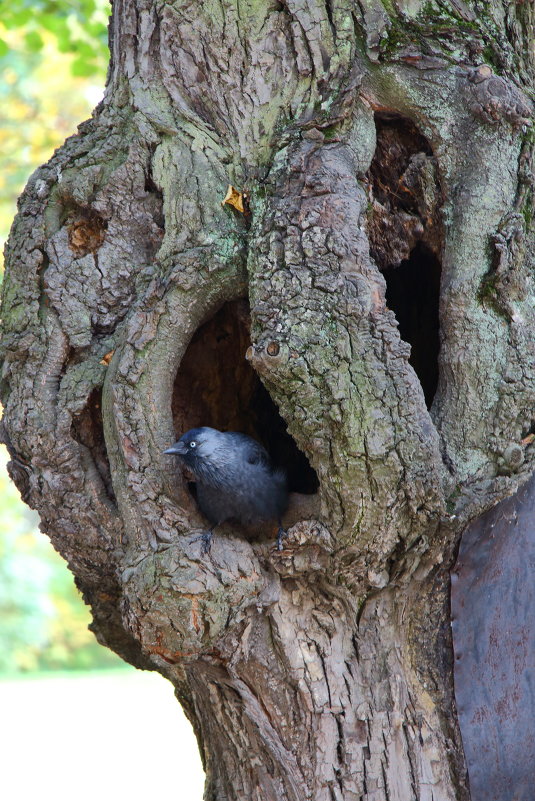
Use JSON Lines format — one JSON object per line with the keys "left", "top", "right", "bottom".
{"left": 451, "top": 473, "right": 535, "bottom": 801}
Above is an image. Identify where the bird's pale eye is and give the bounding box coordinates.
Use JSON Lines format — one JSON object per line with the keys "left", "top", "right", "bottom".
{"left": 189, "top": 441, "right": 197, "bottom": 449}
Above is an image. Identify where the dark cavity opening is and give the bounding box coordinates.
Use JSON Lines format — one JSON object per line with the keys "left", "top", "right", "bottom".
{"left": 383, "top": 242, "right": 441, "bottom": 407}
{"left": 71, "top": 387, "right": 115, "bottom": 502}
{"left": 368, "top": 115, "right": 432, "bottom": 214}
{"left": 172, "top": 299, "right": 319, "bottom": 495}
{"left": 367, "top": 113, "right": 443, "bottom": 409}
{"left": 67, "top": 208, "right": 108, "bottom": 257}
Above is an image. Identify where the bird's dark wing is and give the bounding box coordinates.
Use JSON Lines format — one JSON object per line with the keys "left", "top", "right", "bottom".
{"left": 223, "top": 432, "right": 272, "bottom": 468}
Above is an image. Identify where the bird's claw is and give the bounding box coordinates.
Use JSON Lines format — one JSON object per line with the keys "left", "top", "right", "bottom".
{"left": 190, "top": 530, "right": 213, "bottom": 555}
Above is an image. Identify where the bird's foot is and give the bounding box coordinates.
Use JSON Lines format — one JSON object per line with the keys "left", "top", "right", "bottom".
{"left": 190, "top": 530, "right": 213, "bottom": 555}
{"left": 276, "top": 524, "right": 286, "bottom": 552}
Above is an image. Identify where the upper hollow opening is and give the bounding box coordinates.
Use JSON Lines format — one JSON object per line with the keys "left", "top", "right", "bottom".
{"left": 172, "top": 299, "right": 319, "bottom": 496}
{"left": 366, "top": 112, "right": 443, "bottom": 409}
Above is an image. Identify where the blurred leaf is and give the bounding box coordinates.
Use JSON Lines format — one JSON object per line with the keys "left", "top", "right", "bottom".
{"left": 24, "top": 30, "right": 44, "bottom": 51}
{"left": 0, "top": 38, "right": 8, "bottom": 57}
{"left": 4, "top": 10, "right": 33, "bottom": 28}
{"left": 40, "top": 14, "right": 70, "bottom": 36}
{"left": 57, "top": 33, "right": 74, "bottom": 53}
{"left": 87, "top": 21, "right": 107, "bottom": 38}
{"left": 71, "top": 56, "right": 98, "bottom": 77}
{"left": 75, "top": 39, "right": 96, "bottom": 58}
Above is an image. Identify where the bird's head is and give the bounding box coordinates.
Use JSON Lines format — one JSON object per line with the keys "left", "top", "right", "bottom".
{"left": 163, "top": 427, "right": 220, "bottom": 474}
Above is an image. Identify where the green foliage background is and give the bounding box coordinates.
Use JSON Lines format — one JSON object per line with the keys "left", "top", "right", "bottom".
{"left": 0, "top": 0, "right": 123, "bottom": 674}
{"left": 0, "top": 0, "right": 109, "bottom": 75}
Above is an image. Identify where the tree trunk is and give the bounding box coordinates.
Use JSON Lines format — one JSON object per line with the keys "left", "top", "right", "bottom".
{"left": 1, "top": 1, "right": 534, "bottom": 799}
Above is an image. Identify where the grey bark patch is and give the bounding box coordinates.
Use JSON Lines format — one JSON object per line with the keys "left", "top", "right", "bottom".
{"left": 452, "top": 473, "right": 535, "bottom": 801}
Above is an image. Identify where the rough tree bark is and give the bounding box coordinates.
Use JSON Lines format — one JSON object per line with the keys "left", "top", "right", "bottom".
{"left": 1, "top": 1, "right": 534, "bottom": 799}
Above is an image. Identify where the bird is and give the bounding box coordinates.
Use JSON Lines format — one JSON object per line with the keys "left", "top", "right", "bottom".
{"left": 164, "top": 427, "right": 288, "bottom": 554}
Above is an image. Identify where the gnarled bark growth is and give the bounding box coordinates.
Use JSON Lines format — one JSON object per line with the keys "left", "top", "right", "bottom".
{"left": 1, "top": 2, "right": 534, "bottom": 799}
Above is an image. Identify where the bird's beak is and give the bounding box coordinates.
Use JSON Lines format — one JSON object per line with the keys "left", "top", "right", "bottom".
{"left": 163, "top": 443, "right": 188, "bottom": 456}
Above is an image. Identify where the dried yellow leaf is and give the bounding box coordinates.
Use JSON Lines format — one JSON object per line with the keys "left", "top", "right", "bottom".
{"left": 100, "top": 350, "right": 114, "bottom": 366}
{"left": 222, "top": 184, "right": 245, "bottom": 214}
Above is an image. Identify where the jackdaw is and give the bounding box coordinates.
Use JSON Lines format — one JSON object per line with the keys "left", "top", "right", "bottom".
{"left": 164, "top": 427, "right": 288, "bottom": 553}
